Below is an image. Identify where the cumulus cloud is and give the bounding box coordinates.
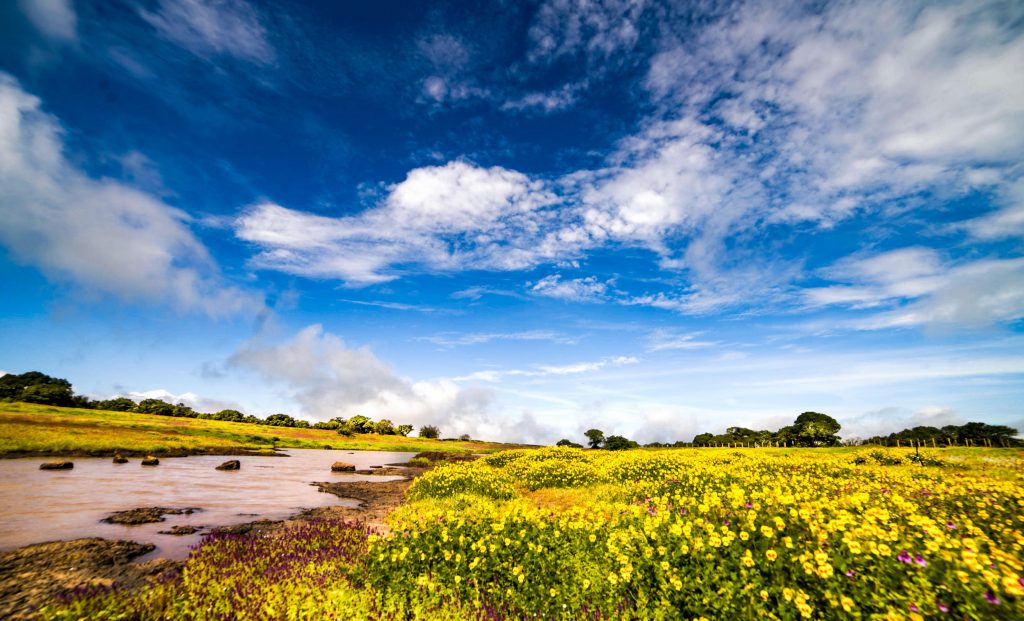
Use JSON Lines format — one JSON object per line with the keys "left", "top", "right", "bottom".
{"left": 236, "top": 161, "right": 561, "bottom": 284}
{"left": 18, "top": 0, "right": 76, "bottom": 42}
{"left": 228, "top": 324, "right": 558, "bottom": 442}
{"left": 124, "top": 389, "right": 242, "bottom": 414}
{"left": 0, "top": 74, "right": 259, "bottom": 315}
{"left": 140, "top": 0, "right": 275, "bottom": 64}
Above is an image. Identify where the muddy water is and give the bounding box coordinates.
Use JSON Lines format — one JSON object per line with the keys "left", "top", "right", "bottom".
{"left": 0, "top": 449, "right": 411, "bottom": 560}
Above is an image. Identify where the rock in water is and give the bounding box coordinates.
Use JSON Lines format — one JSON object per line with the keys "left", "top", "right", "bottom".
{"left": 141, "top": 456, "right": 159, "bottom": 466}
{"left": 112, "top": 454, "right": 128, "bottom": 464}
{"left": 331, "top": 461, "right": 355, "bottom": 472}
{"left": 39, "top": 461, "right": 73, "bottom": 470}
{"left": 216, "top": 460, "right": 240, "bottom": 471}
{"left": 103, "top": 507, "right": 199, "bottom": 525}
{"left": 158, "top": 525, "right": 201, "bottom": 535}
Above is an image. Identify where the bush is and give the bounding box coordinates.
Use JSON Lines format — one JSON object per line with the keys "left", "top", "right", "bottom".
{"left": 418, "top": 425, "right": 440, "bottom": 439}
{"left": 407, "top": 463, "right": 517, "bottom": 501}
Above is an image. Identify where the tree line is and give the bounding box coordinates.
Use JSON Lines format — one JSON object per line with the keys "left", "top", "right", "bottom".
{"left": 862, "top": 422, "right": 1020, "bottom": 447}
{"left": 557, "top": 412, "right": 1020, "bottom": 449}
{"left": 0, "top": 371, "right": 440, "bottom": 438}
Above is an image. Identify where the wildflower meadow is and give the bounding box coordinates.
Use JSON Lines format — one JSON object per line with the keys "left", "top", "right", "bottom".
{"left": 44, "top": 446, "right": 1023, "bottom": 620}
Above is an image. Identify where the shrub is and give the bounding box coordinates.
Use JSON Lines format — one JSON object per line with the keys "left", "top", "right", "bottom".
{"left": 407, "top": 463, "right": 517, "bottom": 501}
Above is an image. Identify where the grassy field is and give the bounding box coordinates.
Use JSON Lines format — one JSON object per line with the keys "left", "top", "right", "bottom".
{"left": 43, "top": 445, "right": 1023, "bottom": 620}
{"left": 0, "top": 402, "right": 523, "bottom": 457}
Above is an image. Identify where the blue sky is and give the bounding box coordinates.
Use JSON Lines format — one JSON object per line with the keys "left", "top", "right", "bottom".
{"left": 1, "top": 0, "right": 1022, "bottom": 443}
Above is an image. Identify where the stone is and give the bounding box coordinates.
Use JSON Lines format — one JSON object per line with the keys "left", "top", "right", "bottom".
{"left": 102, "top": 507, "right": 199, "bottom": 525}
{"left": 331, "top": 461, "right": 355, "bottom": 472}
{"left": 158, "top": 525, "right": 201, "bottom": 535}
{"left": 112, "top": 455, "right": 128, "bottom": 464}
{"left": 140, "top": 456, "right": 159, "bottom": 466}
{"left": 215, "top": 460, "right": 240, "bottom": 471}
{"left": 39, "top": 461, "right": 73, "bottom": 470}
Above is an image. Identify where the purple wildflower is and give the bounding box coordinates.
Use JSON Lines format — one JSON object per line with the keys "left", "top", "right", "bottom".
{"left": 909, "top": 603, "right": 919, "bottom": 613}
{"left": 897, "top": 550, "right": 913, "bottom": 564}
{"left": 914, "top": 553, "right": 927, "bottom": 567}
{"left": 984, "top": 591, "right": 1000, "bottom": 605}
{"left": 937, "top": 600, "right": 949, "bottom": 613}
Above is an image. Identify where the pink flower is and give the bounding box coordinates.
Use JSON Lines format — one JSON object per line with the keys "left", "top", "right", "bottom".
{"left": 897, "top": 550, "right": 912, "bottom": 564}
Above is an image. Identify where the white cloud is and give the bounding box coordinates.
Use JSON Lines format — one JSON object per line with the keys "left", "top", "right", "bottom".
{"left": 140, "top": 0, "right": 275, "bottom": 64}
{"left": 840, "top": 405, "right": 965, "bottom": 440}
{"left": 501, "top": 83, "right": 582, "bottom": 113}
{"left": 456, "top": 355, "right": 638, "bottom": 382}
{"left": 806, "top": 248, "right": 1024, "bottom": 328}
{"left": 0, "top": 74, "right": 259, "bottom": 316}
{"left": 18, "top": 0, "right": 76, "bottom": 42}
{"left": 962, "top": 178, "right": 1024, "bottom": 240}
{"left": 530, "top": 274, "right": 609, "bottom": 302}
{"left": 527, "top": 0, "right": 648, "bottom": 65}
{"left": 125, "top": 389, "right": 241, "bottom": 415}
{"left": 228, "top": 324, "right": 558, "bottom": 442}
{"left": 646, "top": 330, "right": 718, "bottom": 352}
{"left": 230, "top": 0, "right": 1024, "bottom": 326}
{"left": 419, "top": 330, "right": 576, "bottom": 348}
{"left": 236, "top": 161, "right": 562, "bottom": 284}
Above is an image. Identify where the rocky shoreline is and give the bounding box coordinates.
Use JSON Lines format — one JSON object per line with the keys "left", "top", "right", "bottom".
{"left": 0, "top": 453, "right": 457, "bottom": 618}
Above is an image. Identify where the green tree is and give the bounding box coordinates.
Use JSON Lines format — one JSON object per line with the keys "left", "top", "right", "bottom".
{"left": 374, "top": 419, "right": 396, "bottom": 435}
{"left": 96, "top": 397, "right": 136, "bottom": 412}
{"left": 556, "top": 439, "right": 583, "bottom": 448}
{"left": 692, "top": 432, "right": 714, "bottom": 445}
{"left": 0, "top": 371, "right": 74, "bottom": 406}
{"left": 396, "top": 424, "right": 414, "bottom": 436}
{"left": 584, "top": 429, "right": 605, "bottom": 449}
{"left": 604, "top": 435, "right": 639, "bottom": 451}
{"left": 792, "top": 412, "right": 841, "bottom": 447}
{"left": 347, "top": 415, "right": 373, "bottom": 434}
{"left": 135, "top": 398, "right": 176, "bottom": 417}
{"left": 20, "top": 383, "right": 75, "bottom": 406}
{"left": 265, "top": 413, "right": 298, "bottom": 427}
{"left": 419, "top": 425, "right": 440, "bottom": 439}
{"left": 212, "top": 409, "right": 245, "bottom": 422}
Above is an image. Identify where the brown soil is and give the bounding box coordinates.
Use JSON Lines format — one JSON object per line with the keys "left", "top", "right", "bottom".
{"left": 0, "top": 539, "right": 178, "bottom": 619}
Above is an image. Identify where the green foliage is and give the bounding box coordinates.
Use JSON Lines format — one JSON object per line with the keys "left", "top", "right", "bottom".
{"left": 210, "top": 409, "right": 244, "bottom": 422}
{"left": 419, "top": 425, "right": 440, "bottom": 439}
{"left": 396, "top": 424, "right": 414, "bottom": 436}
{"left": 95, "top": 397, "right": 136, "bottom": 411}
{"left": 556, "top": 438, "right": 583, "bottom": 448}
{"left": 407, "top": 463, "right": 518, "bottom": 501}
{"left": 603, "top": 435, "right": 639, "bottom": 451}
{"left": 134, "top": 398, "right": 177, "bottom": 417}
{"left": 584, "top": 428, "right": 605, "bottom": 448}
{"left": 348, "top": 415, "right": 373, "bottom": 433}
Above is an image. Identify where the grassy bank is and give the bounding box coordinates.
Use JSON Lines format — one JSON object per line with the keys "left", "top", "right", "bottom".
{"left": 0, "top": 402, "right": 522, "bottom": 457}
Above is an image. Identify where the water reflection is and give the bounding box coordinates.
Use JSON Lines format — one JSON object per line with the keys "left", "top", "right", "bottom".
{"left": 0, "top": 449, "right": 411, "bottom": 559}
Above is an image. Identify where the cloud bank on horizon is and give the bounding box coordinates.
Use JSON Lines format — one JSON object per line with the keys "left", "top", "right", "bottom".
{"left": 0, "top": 0, "right": 1022, "bottom": 443}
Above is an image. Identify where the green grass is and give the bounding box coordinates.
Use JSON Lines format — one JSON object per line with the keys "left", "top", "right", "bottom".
{"left": 0, "top": 402, "right": 525, "bottom": 457}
